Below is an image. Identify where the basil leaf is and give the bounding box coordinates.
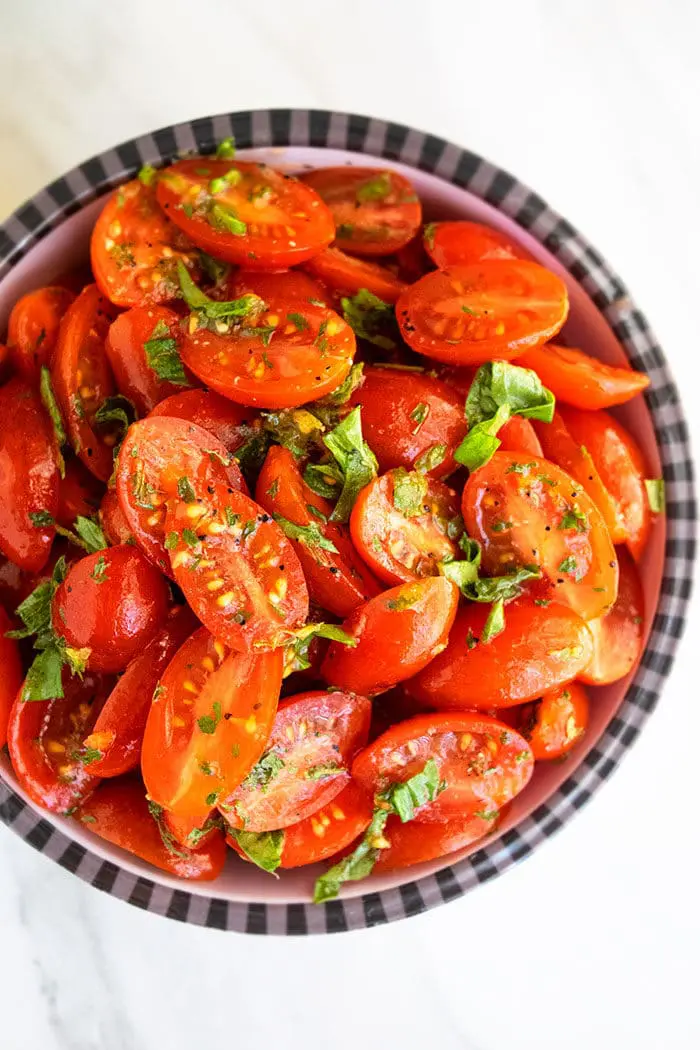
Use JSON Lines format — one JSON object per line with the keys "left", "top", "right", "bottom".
{"left": 74, "top": 516, "right": 108, "bottom": 554}
{"left": 186, "top": 815, "right": 224, "bottom": 848}
{"left": 466, "top": 361, "right": 556, "bottom": 426}
{"left": 138, "top": 164, "right": 157, "bottom": 186}
{"left": 316, "top": 362, "right": 365, "bottom": 406}
{"left": 260, "top": 407, "right": 325, "bottom": 459}
{"left": 306, "top": 763, "right": 344, "bottom": 780}
{"left": 414, "top": 443, "right": 447, "bottom": 474}
{"left": 482, "top": 598, "right": 506, "bottom": 642}
{"left": 313, "top": 806, "right": 389, "bottom": 903}
{"left": 323, "top": 406, "right": 378, "bottom": 522}
{"left": 465, "top": 565, "right": 540, "bottom": 603}
{"left": 177, "top": 261, "right": 261, "bottom": 324}
{"left": 242, "top": 752, "right": 285, "bottom": 791}
{"left": 215, "top": 137, "right": 236, "bottom": 160}
{"left": 356, "top": 172, "right": 392, "bottom": 202}
{"left": 232, "top": 829, "right": 284, "bottom": 874}
{"left": 208, "top": 203, "right": 247, "bottom": 237}
{"left": 39, "top": 366, "right": 66, "bottom": 477}
{"left": 94, "top": 395, "right": 137, "bottom": 449}
{"left": 303, "top": 462, "right": 343, "bottom": 500}
{"left": 645, "top": 478, "right": 665, "bottom": 513}
{"left": 341, "top": 289, "right": 398, "bottom": 351}
{"left": 147, "top": 801, "right": 191, "bottom": 859}
{"left": 441, "top": 557, "right": 480, "bottom": 591}
{"left": 21, "top": 645, "right": 65, "bottom": 702}
{"left": 384, "top": 758, "right": 442, "bottom": 823}
{"left": 272, "top": 515, "right": 338, "bottom": 553}
{"left": 454, "top": 403, "right": 511, "bottom": 471}
{"left": 198, "top": 251, "right": 231, "bottom": 288}
{"left": 144, "top": 320, "right": 189, "bottom": 386}
{"left": 7, "top": 580, "right": 54, "bottom": 640}
{"left": 392, "top": 469, "right": 428, "bottom": 518}
{"left": 284, "top": 622, "right": 357, "bottom": 674}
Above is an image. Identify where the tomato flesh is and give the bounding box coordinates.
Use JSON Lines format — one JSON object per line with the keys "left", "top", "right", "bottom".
{"left": 99, "top": 488, "right": 134, "bottom": 546}
{"left": 374, "top": 811, "right": 497, "bottom": 872}
{"left": 303, "top": 247, "right": 407, "bottom": 303}
{"left": 518, "top": 681, "right": 589, "bottom": 760}
{"left": 424, "top": 220, "right": 530, "bottom": 269}
{"left": 518, "top": 343, "right": 650, "bottom": 410}
{"left": 277, "top": 782, "right": 373, "bottom": 868}
{"left": 105, "top": 304, "right": 191, "bottom": 415}
{"left": 580, "top": 545, "right": 644, "bottom": 685}
{"left": 8, "top": 286, "right": 75, "bottom": 380}
{"left": 149, "top": 389, "right": 257, "bottom": 454}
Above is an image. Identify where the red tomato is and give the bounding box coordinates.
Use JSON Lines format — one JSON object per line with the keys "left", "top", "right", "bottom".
{"left": 255, "top": 445, "right": 380, "bottom": 617}
{"left": 497, "top": 415, "right": 543, "bottom": 457}
{"left": 374, "top": 811, "right": 497, "bottom": 873}
{"left": 156, "top": 158, "right": 335, "bottom": 268}
{"left": 0, "top": 378, "right": 60, "bottom": 572}
{"left": 163, "top": 808, "right": 220, "bottom": 849}
{"left": 353, "top": 713, "right": 533, "bottom": 822}
{"left": 52, "top": 284, "right": 120, "bottom": 481}
{"left": 303, "top": 247, "right": 407, "bottom": 303}
{"left": 580, "top": 546, "right": 644, "bottom": 685}
{"left": 7, "top": 671, "right": 111, "bottom": 813}
{"left": 518, "top": 681, "right": 589, "bottom": 760}
{"left": 0, "top": 343, "right": 10, "bottom": 383}
{"left": 221, "top": 689, "right": 372, "bottom": 832}
{"left": 99, "top": 488, "right": 134, "bottom": 546}
{"left": 391, "top": 234, "right": 433, "bottom": 284}
{"left": 407, "top": 599, "right": 594, "bottom": 710}
{"left": 517, "top": 343, "right": 650, "bottom": 410}
{"left": 321, "top": 577, "right": 459, "bottom": 695}
{"left": 74, "top": 780, "right": 226, "bottom": 881}
{"left": 149, "top": 389, "right": 258, "bottom": 454}
{"left": 301, "top": 167, "right": 421, "bottom": 256}
{"left": 84, "top": 607, "right": 198, "bottom": 777}
{"left": 424, "top": 220, "right": 529, "bottom": 268}
{"left": 227, "top": 268, "right": 329, "bottom": 305}
{"left": 350, "top": 470, "right": 461, "bottom": 585}
{"left": 0, "top": 606, "right": 23, "bottom": 748}
{"left": 7, "top": 286, "right": 76, "bottom": 380}
{"left": 462, "top": 452, "right": 619, "bottom": 620}
{"left": 276, "top": 782, "right": 373, "bottom": 868}
{"left": 141, "top": 627, "right": 283, "bottom": 818}
{"left": 52, "top": 545, "right": 171, "bottom": 673}
{"left": 349, "top": 366, "right": 467, "bottom": 479}
{"left": 90, "top": 177, "right": 200, "bottom": 308}
{"left": 0, "top": 555, "right": 25, "bottom": 612}
{"left": 559, "top": 406, "right": 650, "bottom": 561}
{"left": 165, "top": 480, "right": 308, "bottom": 650}
{"left": 105, "top": 305, "right": 191, "bottom": 415}
{"left": 56, "top": 458, "right": 103, "bottom": 528}
{"left": 396, "top": 262, "right": 568, "bottom": 366}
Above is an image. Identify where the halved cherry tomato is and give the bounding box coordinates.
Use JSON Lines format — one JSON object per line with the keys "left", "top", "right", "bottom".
{"left": 353, "top": 713, "right": 533, "bottom": 822}
{"left": 321, "top": 577, "right": 459, "bottom": 695}
{"left": 424, "top": 220, "right": 529, "bottom": 269}
{"left": 517, "top": 343, "right": 650, "bottom": 410}
{"left": 396, "top": 261, "right": 569, "bottom": 366}
{"left": 518, "top": 681, "right": 589, "bottom": 760}
{"left": 165, "top": 480, "right": 308, "bottom": 650}
{"left": 56, "top": 458, "right": 103, "bottom": 528}
{"left": 0, "top": 378, "right": 60, "bottom": 572}
{"left": 7, "top": 671, "right": 111, "bottom": 813}
{"left": 7, "top": 286, "right": 75, "bottom": 380}
{"left": 374, "top": 810, "right": 497, "bottom": 873}
{"left": 52, "top": 284, "right": 120, "bottom": 481}
{"left": 52, "top": 545, "right": 171, "bottom": 673}
{"left": 276, "top": 782, "right": 373, "bottom": 868}
{"left": 221, "top": 689, "right": 371, "bottom": 832}
{"left": 228, "top": 268, "right": 329, "bottom": 305}
{"left": 350, "top": 470, "right": 460, "bottom": 585}
{"left": 498, "top": 415, "right": 543, "bottom": 457}
{"left": 163, "top": 808, "right": 220, "bottom": 849}
{"left": 255, "top": 445, "right": 380, "bottom": 617}
{"left": 156, "top": 159, "right": 335, "bottom": 268}
{"left": 149, "top": 389, "right": 258, "bottom": 454}
{"left": 83, "top": 607, "right": 197, "bottom": 777}
{"left": 349, "top": 365, "right": 467, "bottom": 479}
{"left": 303, "top": 247, "right": 407, "bottom": 303}
{"left": 99, "top": 488, "right": 134, "bottom": 546}
{"left": 105, "top": 305, "right": 191, "bottom": 415}
{"left": 142, "top": 627, "right": 283, "bottom": 818}
{"left": 407, "top": 599, "right": 594, "bottom": 709}
{"left": 559, "top": 406, "right": 650, "bottom": 561}
{"left": 0, "top": 606, "right": 23, "bottom": 749}
{"left": 90, "top": 177, "right": 200, "bottom": 308}
{"left": 391, "top": 234, "right": 432, "bottom": 284}
{"left": 74, "top": 780, "right": 226, "bottom": 881}
{"left": 462, "top": 452, "right": 618, "bottom": 620}
{"left": 580, "top": 546, "right": 644, "bottom": 685}
{"left": 301, "top": 167, "right": 421, "bottom": 256}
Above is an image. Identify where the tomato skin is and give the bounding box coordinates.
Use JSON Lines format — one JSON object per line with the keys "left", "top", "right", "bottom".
{"left": 7, "top": 287, "right": 76, "bottom": 381}
{"left": 255, "top": 445, "right": 380, "bottom": 617}
{"left": 228, "top": 269, "right": 329, "bottom": 305}
{"left": 277, "top": 782, "right": 373, "bottom": 868}
{"left": 424, "top": 221, "right": 529, "bottom": 269}
{"left": 75, "top": 780, "right": 226, "bottom": 881}
{"left": 518, "top": 681, "right": 589, "bottom": 760}
{"left": 374, "top": 811, "right": 496, "bottom": 873}
{"left": 580, "top": 546, "right": 644, "bottom": 685}
{"left": 497, "top": 415, "right": 543, "bottom": 457}
{"left": 391, "top": 234, "right": 433, "bottom": 284}
{"left": 149, "top": 390, "right": 258, "bottom": 454}
{"left": 52, "top": 545, "right": 171, "bottom": 673}
{"left": 105, "top": 305, "right": 191, "bottom": 415}
{"left": 99, "top": 488, "right": 134, "bottom": 546}
{"left": 517, "top": 343, "right": 650, "bottom": 410}
{"left": 349, "top": 366, "right": 467, "bottom": 479}
{"left": 0, "top": 607, "right": 23, "bottom": 749}
{"left": 321, "top": 577, "right": 459, "bottom": 696}
{"left": 0, "top": 378, "right": 60, "bottom": 572}
{"left": 56, "top": 458, "right": 103, "bottom": 528}
{"left": 396, "top": 261, "right": 568, "bottom": 366}
{"left": 303, "top": 247, "right": 407, "bottom": 303}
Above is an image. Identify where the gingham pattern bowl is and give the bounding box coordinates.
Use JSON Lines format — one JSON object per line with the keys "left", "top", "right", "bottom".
{"left": 0, "top": 110, "right": 695, "bottom": 935}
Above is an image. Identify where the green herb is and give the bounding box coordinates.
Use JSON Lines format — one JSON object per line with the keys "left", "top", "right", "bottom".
{"left": 273, "top": 515, "right": 338, "bottom": 553}
{"left": 130, "top": 461, "right": 156, "bottom": 509}
{"left": 318, "top": 362, "right": 365, "bottom": 406}
{"left": 409, "top": 402, "right": 430, "bottom": 434}
{"left": 181, "top": 528, "right": 199, "bottom": 547}
{"left": 242, "top": 752, "right": 286, "bottom": 791}
{"left": 29, "top": 510, "right": 54, "bottom": 528}
{"left": 197, "top": 700, "right": 222, "bottom": 735}
{"left": 336, "top": 222, "right": 355, "bottom": 239}
{"left": 177, "top": 477, "right": 196, "bottom": 502}
{"left": 56, "top": 515, "right": 108, "bottom": 555}
{"left": 466, "top": 628, "right": 478, "bottom": 649}
{"left": 215, "top": 137, "right": 236, "bottom": 160}
{"left": 506, "top": 460, "right": 537, "bottom": 475}
{"left": 473, "top": 809, "right": 499, "bottom": 820}
{"left": 440, "top": 539, "right": 482, "bottom": 591}
{"left": 307, "top": 504, "right": 327, "bottom": 523}
{"left": 283, "top": 622, "right": 357, "bottom": 674}
{"left": 108, "top": 243, "right": 136, "bottom": 269}
{"left": 90, "top": 555, "right": 108, "bottom": 584}
{"left": 209, "top": 169, "right": 242, "bottom": 194}
{"left": 386, "top": 584, "right": 423, "bottom": 612}
{"left": 39, "top": 366, "right": 66, "bottom": 477}
{"left": 306, "top": 764, "right": 344, "bottom": 780}
{"left": 423, "top": 223, "right": 437, "bottom": 250}
{"left": 356, "top": 172, "right": 392, "bottom": 203}
{"left": 231, "top": 829, "right": 284, "bottom": 874}
{"left": 225, "top": 507, "right": 240, "bottom": 528}
{"left": 515, "top": 751, "right": 530, "bottom": 764}
{"left": 323, "top": 406, "right": 378, "bottom": 522}
{"left": 144, "top": 320, "right": 189, "bottom": 386}
{"left": 138, "top": 164, "right": 157, "bottom": 186}
{"left": 414, "top": 443, "right": 447, "bottom": 474}
{"left": 303, "top": 462, "right": 342, "bottom": 500}
{"left": 177, "top": 261, "right": 261, "bottom": 327}
{"left": 386, "top": 759, "right": 442, "bottom": 823}
{"left": 392, "top": 469, "right": 428, "bottom": 518}
{"left": 461, "top": 305, "right": 476, "bottom": 316}
{"left": 464, "top": 564, "right": 540, "bottom": 603}
{"left": 534, "top": 598, "right": 551, "bottom": 607}
{"left": 78, "top": 747, "right": 103, "bottom": 766}
{"left": 341, "top": 289, "right": 397, "bottom": 351}
{"left": 240, "top": 520, "right": 256, "bottom": 540}
{"left": 94, "top": 395, "right": 136, "bottom": 449}
{"left": 645, "top": 478, "right": 665, "bottom": 513}
{"left": 21, "top": 646, "right": 65, "bottom": 702}
{"left": 558, "top": 506, "right": 589, "bottom": 533}
{"left": 466, "top": 361, "right": 556, "bottom": 427}
{"left": 287, "top": 312, "right": 309, "bottom": 332}
{"left": 557, "top": 556, "right": 578, "bottom": 575}
{"left": 80, "top": 814, "right": 97, "bottom": 824}
{"left": 482, "top": 598, "right": 505, "bottom": 642}
{"left": 165, "top": 532, "right": 179, "bottom": 550}
{"left": 147, "top": 801, "right": 190, "bottom": 859}
{"left": 454, "top": 403, "right": 511, "bottom": 471}
{"left": 198, "top": 251, "right": 230, "bottom": 287}
{"left": 266, "top": 478, "right": 279, "bottom": 499}
{"left": 204, "top": 792, "right": 219, "bottom": 807}
{"left": 186, "top": 815, "right": 224, "bottom": 848}
{"left": 491, "top": 520, "right": 513, "bottom": 533}
{"left": 209, "top": 202, "right": 247, "bottom": 236}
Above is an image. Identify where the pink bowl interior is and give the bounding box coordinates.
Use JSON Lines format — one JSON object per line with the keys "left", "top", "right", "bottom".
{"left": 0, "top": 145, "right": 665, "bottom": 904}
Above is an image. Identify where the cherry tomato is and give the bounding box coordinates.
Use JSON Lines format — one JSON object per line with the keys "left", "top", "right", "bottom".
{"left": 149, "top": 389, "right": 258, "bottom": 454}
{"left": 424, "top": 220, "right": 529, "bottom": 268}
{"left": 163, "top": 808, "right": 220, "bottom": 849}
{"left": 56, "top": 458, "right": 102, "bottom": 528}
{"left": 52, "top": 284, "right": 120, "bottom": 481}
{"left": 105, "top": 305, "right": 191, "bottom": 415}
{"left": 90, "top": 176, "right": 200, "bottom": 308}
{"left": 374, "top": 810, "right": 497, "bottom": 873}
{"left": 228, "top": 268, "right": 329, "bottom": 305}
{"left": 462, "top": 452, "right": 618, "bottom": 620}
{"left": 497, "top": 415, "right": 543, "bottom": 457}
{"left": 256, "top": 445, "right": 380, "bottom": 617}
{"left": 349, "top": 366, "right": 467, "bottom": 479}
{"left": 396, "top": 261, "right": 569, "bottom": 366}
{"left": 321, "top": 577, "right": 459, "bottom": 695}
{"left": 0, "top": 343, "right": 10, "bottom": 383}
{"left": 353, "top": 713, "right": 533, "bottom": 822}
{"left": 221, "top": 689, "right": 372, "bottom": 832}
{"left": 99, "top": 488, "right": 134, "bottom": 546}
{"left": 303, "top": 247, "right": 407, "bottom": 303}
{"left": 350, "top": 470, "right": 461, "bottom": 585}
{"left": 7, "top": 286, "right": 75, "bottom": 381}
{"left": 74, "top": 780, "right": 226, "bottom": 881}
{"left": 0, "top": 378, "right": 60, "bottom": 572}
{"left": 517, "top": 343, "right": 650, "bottom": 410}
{"left": 165, "top": 480, "right": 308, "bottom": 650}
{"left": 0, "top": 606, "right": 23, "bottom": 749}
{"left": 407, "top": 599, "right": 594, "bottom": 709}
{"left": 580, "top": 546, "right": 644, "bottom": 685}
{"left": 518, "top": 681, "right": 589, "bottom": 760}
{"left": 0, "top": 555, "right": 26, "bottom": 612}
{"left": 142, "top": 627, "right": 283, "bottom": 818}
{"left": 52, "top": 545, "right": 171, "bottom": 673}
{"left": 276, "top": 782, "right": 373, "bottom": 868}
{"left": 391, "top": 234, "right": 433, "bottom": 284}
{"left": 301, "top": 166, "right": 421, "bottom": 256}
{"left": 156, "top": 158, "right": 335, "bottom": 268}
{"left": 559, "top": 406, "right": 650, "bottom": 561}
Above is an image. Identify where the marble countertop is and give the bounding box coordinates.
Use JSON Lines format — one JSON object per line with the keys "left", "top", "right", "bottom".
{"left": 1, "top": 1, "right": 699, "bottom": 1047}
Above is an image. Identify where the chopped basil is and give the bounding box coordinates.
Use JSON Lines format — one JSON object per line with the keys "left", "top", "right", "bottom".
{"left": 414, "top": 443, "right": 447, "bottom": 474}
{"left": 209, "top": 169, "right": 242, "bottom": 195}
{"left": 186, "top": 815, "right": 224, "bottom": 848}
{"left": 306, "top": 764, "right": 344, "bottom": 780}
{"left": 283, "top": 622, "right": 357, "bottom": 674}
{"left": 21, "top": 646, "right": 65, "bottom": 702}
{"left": 386, "top": 759, "right": 442, "bottom": 823}
{"left": 287, "top": 312, "right": 309, "bottom": 332}
{"left": 147, "top": 801, "right": 191, "bottom": 859}
{"left": 423, "top": 223, "right": 437, "bottom": 250}
{"left": 316, "top": 362, "right": 365, "bottom": 406}
{"left": 215, "top": 137, "right": 236, "bottom": 160}
{"left": 645, "top": 478, "right": 665, "bottom": 513}
{"left": 392, "top": 469, "right": 428, "bottom": 518}
{"left": 177, "top": 261, "right": 261, "bottom": 327}
{"left": 557, "top": 556, "right": 578, "bottom": 575}
{"left": 144, "top": 319, "right": 189, "bottom": 386}
{"left": 29, "top": 510, "right": 54, "bottom": 528}
{"left": 138, "top": 164, "right": 157, "bottom": 186}
{"left": 242, "top": 752, "right": 285, "bottom": 791}
{"left": 341, "top": 289, "right": 398, "bottom": 351}
{"left": 231, "top": 829, "right": 284, "bottom": 874}
{"left": 181, "top": 528, "right": 199, "bottom": 547}
{"left": 482, "top": 598, "right": 506, "bottom": 642}
{"left": 209, "top": 202, "right": 247, "bottom": 236}
{"left": 464, "top": 565, "right": 540, "bottom": 603}
{"left": 177, "top": 476, "right": 196, "bottom": 503}
{"left": 454, "top": 403, "right": 511, "bottom": 471}
{"left": 266, "top": 478, "right": 279, "bottom": 499}
{"left": 355, "top": 172, "right": 392, "bottom": 203}
{"left": 90, "top": 555, "right": 108, "bottom": 584}
{"left": 466, "top": 361, "right": 556, "bottom": 427}
{"left": 409, "top": 402, "right": 430, "bottom": 434}
{"left": 165, "top": 532, "right": 179, "bottom": 550}
{"left": 303, "top": 462, "right": 343, "bottom": 500}
{"left": 204, "top": 792, "right": 219, "bottom": 807}
{"left": 558, "top": 505, "right": 589, "bottom": 533}
{"left": 273, "top": 514, "right": 338, "bottom": 554}
{"left": 39, "top": 366, "right": 67, "bottom": 477}
{"left": 197, "top": 701, "right": 222, "bottom": 734}
{"left": 491, "top": 520, "right": 513, "bottom": 533}
{"left": 94, "top": 395, "right": 136, "bottom": 449}
{"left": 323, "top": 406, "right": 378, "bottom": 522}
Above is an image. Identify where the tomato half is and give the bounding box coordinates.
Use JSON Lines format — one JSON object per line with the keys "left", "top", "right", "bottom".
{"left": 374, "top": 811, "right": 497, "bottom": 873}
{"left": 301, "top": 166, "right": 421, "bottom": 256}
{"left": 463, "top": 452, "right": 618, "bottom": 620}
{"left": 56, "top": 458, "right": 103, "bottom": 528}
{"left": 407, "top": 599, "right": 594, "bottom": 709}
{"left": 517, "top": 343, "right": 650, "bottom": 410}
{"left": 156, "top": 158, "right": 335, "bottom": 268}
{"left": 396, "top": 261, "right": 569, "bottom": 366}
{"left": 7, "top": 286, "right": 76, "bottom": 381}
{"left": 518, "top": 681, "right": 589, "bottom": 760}
{"left": 321, "top": 577, "right": 459, "bottom": 695}
{"left": 276, "top": 782, "right": 373, "bottom": 868}
{"left": 303, "top": 247, "right": 407, "bottom": 303}
{"left": 99, "top": 488, "right": 134, "bottom": 546}
{"left": 0, "top": 378, "right": 60, "bottom": 572}
{"left": 0, "top": 606, "right": 23, "bottom": 749}
{"left": 141, "top": 627, "right": 283, "bottom": 818}
{"left": 105, "top": 305, "right": 191, "bottom": 415}
{"left": 149, "top": 389, "right": 257, "bottom": 454}
{"left": 221, "top": 689, "right": 371, "bottom": 832}
{"left": 227, "top": 268, "right": 329, "bottom": 304}
{"left": 580, "top": 546, "right": 644, "bottom": 685}
{"left": 424, "top": 220, "right": 530, "bottom": 269}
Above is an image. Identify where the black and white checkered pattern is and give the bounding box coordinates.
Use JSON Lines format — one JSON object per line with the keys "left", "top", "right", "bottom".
{"left": 0, "top": 110, "right": 695, "bottom": 934}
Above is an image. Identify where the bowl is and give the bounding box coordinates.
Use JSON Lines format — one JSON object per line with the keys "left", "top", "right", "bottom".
{"left": 0, "top": 109, "right": 695, "bottom": 935}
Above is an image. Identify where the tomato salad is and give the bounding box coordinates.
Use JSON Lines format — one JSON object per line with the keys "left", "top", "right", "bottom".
{"left": 0, "top": 141, "right": 661, "bottom": 901}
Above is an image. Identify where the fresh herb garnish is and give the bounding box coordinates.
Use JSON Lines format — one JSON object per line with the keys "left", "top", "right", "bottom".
{"left": 341, "top": 289, "right": 398, "bottom": 350}
{"left": 645, "top": 478, "right": 665, "bottom": 513}
{"left": 215, "top": 137, "right": 236, "bottom": 160}
{"left": 392, "top": 469, "right": 428, "bottom": 518}
{"left": 197, "top": 701, "right": 222, "bottom": 735}
{"left": 356, "top": 172, "right": 392, "bottom": 203}
{"left": 282, "top": 622, "right": 357, "bottom": 675}
{"left": 272, "top": 515, "right": 338, "bottom": 554}
{"left": 39, "top": 366, "right": 67, "bottom": 477}
{"left": 241, "top": 752, "right": 285, "bottom": 791}
{"left": 231, "top": 829, "right": 284, "bottom": 874}
{"left": 414, "top": 443, "right": 447, "bottom": 474}
{"left": 409, "top": 402, "right": 430, "bottom": 434}
{"left": 558, "top": 505, "right": 589, "bottom": 533}
{"left": 482, "top": 598, "right": 506, "bottom": 642}
{"left": 177, "top": 476, "right": 196, "bottom": 503}
{"left": 322, "top": 406, "right": 378, "bottom": 522}
{"left": 144, "top": 319, "right": 189, "bottom": 386}
{"left": 177, "top": 261, "right": 261, "bottom": 330}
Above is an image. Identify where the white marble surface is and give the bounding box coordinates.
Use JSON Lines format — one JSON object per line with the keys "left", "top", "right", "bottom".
{"left": 1, "top": 1, "right": 699, "bottom": 1047}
